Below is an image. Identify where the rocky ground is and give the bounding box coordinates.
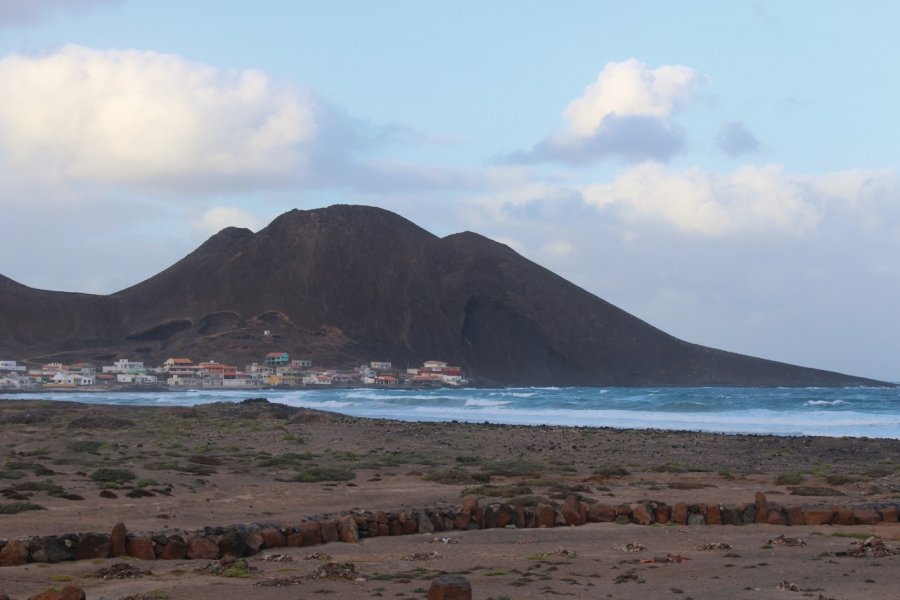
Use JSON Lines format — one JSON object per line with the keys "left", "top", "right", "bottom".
{"left": 1, "top": 397, "right": 899, "bottom": 599}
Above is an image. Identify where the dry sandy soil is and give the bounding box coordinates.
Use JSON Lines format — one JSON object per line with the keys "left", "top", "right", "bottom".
{"left": 1, "top": 397, "right": 899, "bottom": 599}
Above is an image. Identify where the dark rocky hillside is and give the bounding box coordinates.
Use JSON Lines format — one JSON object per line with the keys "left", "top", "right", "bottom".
{"left": 0, "top": 205, "right": 886, "bottom": 386}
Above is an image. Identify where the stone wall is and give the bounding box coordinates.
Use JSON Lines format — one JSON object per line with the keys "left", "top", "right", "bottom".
{"left": 2, "top": 492, "right": 898, "bottom": 567}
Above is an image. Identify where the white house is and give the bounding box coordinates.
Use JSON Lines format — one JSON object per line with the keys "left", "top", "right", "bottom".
{"left": 0, "top": 361, "right": 26, "bottom": 372}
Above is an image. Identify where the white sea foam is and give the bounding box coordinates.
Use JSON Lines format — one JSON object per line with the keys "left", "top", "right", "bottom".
{"left": 463, "top": 398, "right": 512, "bottom": 407}
{"left": 804, "top": 399, "right": 848, "bottom": 406}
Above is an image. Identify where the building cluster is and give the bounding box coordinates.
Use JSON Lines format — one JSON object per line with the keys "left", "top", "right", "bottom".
{"left": 0, "top": 354, "right": 467, "bottom": 390}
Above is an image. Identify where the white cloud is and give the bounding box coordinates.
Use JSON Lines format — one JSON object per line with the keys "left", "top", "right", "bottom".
{"left": 563, "top": 59, "right": 703, "bottom": 137}
{"left": 0, "top": 45, "right": 319, "bottom": 193}
{"left": 508, "top": 59, "right": 705, "bottom": 165}
{"left": 192, "top": 206, "right": 263, "bottom": 239}
{"left": 582, "top": 163, "right": 831, "bottom": 236}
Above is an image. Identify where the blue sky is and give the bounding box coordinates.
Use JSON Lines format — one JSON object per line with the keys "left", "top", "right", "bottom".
{"left": 1, "top": 0, "right": 898, "bottom": 380}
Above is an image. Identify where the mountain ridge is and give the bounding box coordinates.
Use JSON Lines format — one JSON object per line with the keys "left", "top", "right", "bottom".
{"left": 0, "top": 204, "right": 888, "bottom": 387}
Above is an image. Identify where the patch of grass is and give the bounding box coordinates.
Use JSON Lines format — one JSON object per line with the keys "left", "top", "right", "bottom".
{"left": 49, "top": 574, "right": 73, "bottom": 582}
{"left": 136, "top": 478, "right": 159, "bottom": 488}
{"left": 256, "top": 452, "right": 316, "bottom": 467}
{"left": 479, "top": 458, "right": 546, "bottom": 477}
{"left": 460, "top": 484, "right": 533, "bottom": 497}
{"left": 290, "top": 465, "right": 355, "bottom": 482}
{"left": 91, "top": 468, "right": 136, "bottom": 483}
{"left": 593, "top": 464, "right": 629, "bottom": 477}
{"left": 652, "top": 461, "right": 685, "bottom": 473}
{"left": 5, "top": 461, "right": 55, "bottom": 476}
{"left": 0, "top": 469, "right": 25, "bottom": 480}
{"left": 423, "top": 469, "right": 490, "bottom": 485}
{"left": 775, "top": 472, "right": 805, "bottom": 486}
{"left": 223, "top": 560, "right": 253, "bottom": 578}
{"left": 66, "top": 440, "right": 106, "bottom": 454}
{"left": 826, "top": 473, "right": 865, "bottom": 485}
{"left": 455, "top": 455, "right": 482, "bottom": 464}
{"left": 717, "top": 469, "right": 734, "bottom": 480}
{"left": 282, "top": 433, "right": 305, "bottom": 444}
{"left": 0, "top": 501, "right": 46, "bottom": 513}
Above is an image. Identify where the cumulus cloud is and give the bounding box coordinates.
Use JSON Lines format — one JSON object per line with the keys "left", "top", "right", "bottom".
{"left": 510, "top": 59, "right": 705, "bottom": 164}
{"left": 581, "top": 163, "right": 828, "bottom": 236}
{"left": 716, "top": 121, "right": 760, "bottom": 157}
{"left": 0, "top": 45, "right": 323, "bottom": 194}
{"left": 0, "top": 0, "right": 116, "bottom": 28}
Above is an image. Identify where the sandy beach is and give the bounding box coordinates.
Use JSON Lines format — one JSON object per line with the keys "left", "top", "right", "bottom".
{"left": 1, "top": 397, "right": 898, "bottom": 599}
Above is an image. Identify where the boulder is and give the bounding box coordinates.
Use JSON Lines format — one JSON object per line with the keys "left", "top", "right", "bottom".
{"left": 834, "top": 508, "right": 855, "bottom": 526}
{"left": 878, "top": 505, "right": 898, "bottom": 523}
{"left": 417, "top": 512, "right": 435, "bottom": 534}
{"left": 402, "top": 516, "right": 419, "bottom": 535}
{"left": 187, "top": 536, "right": 220, "bottom": 559}
{"left": 427, "top": 574, "right": 472, "bottom": 600}
{"left": 260, "top": 527, "right": 287, "bottom": 548}
{"left": 687, "top": 512, "right": 705, "bottom": 526}
{"left": 535, "top": 504, "right": 556, "bottom": 528}
{"left": 705, "top": 504, "right": 722, "bottom": 525}
{"left": 218, "top": 528, "right": 248, "bottom": 558}
{"left": 562, "top": 496, "right": 584, "bottom": 526}
{"left": 754, "top": 492, "right": 769, "bottom": 524}
{"left": 854, "top": 508, "right": 882, "bottom": 525}
{"left": 30, "top": 535, "right": 75, "bottom": 563}
{"left": 493, "top": 504, "right": 514, "bottom": 528}
{"left": 587, "top": 503, "right": 617, "bottom": 522}
{"left": 630, "top": 503, "right": 654, "bottom": 526}
{"left": 766, "top": 508, "right": 786, "bottom": 525}
{"left": 671, "top": 503, "right": 688, "bottom": 525}
{"left": 786, "top": 505, "right": 804, "bottom": 526}
{"left": 720, "top": 505, "right": 742, "bottom": 526}
{"left": 801, "top": 507, "right": 834, "bottom": 525}
{"left": 300, "top": 521, "right": 322, "bottom": 546}
{"left": 125, "top": 536, "right": 156, "bottom": 561}
{"left": 74, "top": 533, "right": 110, "bottom": 560}
{"left": 741, "top": 504, "right": 758, "bottom": 524}
{"left": 0, "top": 539, "right": 29, "bottom": 566}
{"left": 110, "top": 522, "right": 127, "bottom": 557}
{"left": 339, "top": 515, "right": 360, "bottom": 543}
{"left": 157, "top": 536, "right": 187, "bottom": 560}
{"left": 656, "top": 504, "right": 672, "bottom": 525}
{"left": 320, "top": 519, "right": 340, "bottom": 543}
{"left": 242, "top": 527, "right": 264, "bottom": 554}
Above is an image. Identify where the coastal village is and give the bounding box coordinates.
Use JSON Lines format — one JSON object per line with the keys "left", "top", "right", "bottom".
{"left": 0, "top": 354, "right": 467, "bottom": 390}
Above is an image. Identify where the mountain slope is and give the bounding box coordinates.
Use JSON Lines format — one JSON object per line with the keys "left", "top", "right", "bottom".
{"left": 0, "top": 205, "right": 885, "bottom": 386}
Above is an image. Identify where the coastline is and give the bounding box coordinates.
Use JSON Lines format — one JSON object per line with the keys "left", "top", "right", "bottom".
{"left": 1, "top": 398, "right": 899, "bottom": 598}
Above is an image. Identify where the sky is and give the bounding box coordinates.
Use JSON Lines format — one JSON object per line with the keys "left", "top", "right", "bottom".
{"left": 0, "top": 0, "right": 898, "bottom": 381}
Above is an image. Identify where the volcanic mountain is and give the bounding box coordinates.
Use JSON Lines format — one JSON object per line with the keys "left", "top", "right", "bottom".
{"left": 0, "top": 205, "right": 885, "bottom": 386}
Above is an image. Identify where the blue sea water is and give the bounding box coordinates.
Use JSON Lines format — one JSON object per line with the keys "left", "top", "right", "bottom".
{"left": 3, "top": 386, "right": 900, "bottom": 439}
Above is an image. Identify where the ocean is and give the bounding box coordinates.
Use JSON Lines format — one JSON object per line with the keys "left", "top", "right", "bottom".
{"left": 3, "top": 386, "right": 900, "bottom": 439}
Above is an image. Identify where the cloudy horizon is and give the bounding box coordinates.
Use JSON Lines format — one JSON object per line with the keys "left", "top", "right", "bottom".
{"left": 1, "top": 1, "right": 898, "bottom": 381}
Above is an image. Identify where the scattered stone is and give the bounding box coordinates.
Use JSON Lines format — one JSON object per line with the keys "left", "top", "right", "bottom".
{"left": 429, "top": 536, "right": 459, "bottom": 544}
{"left": 255, "top": 575, "right": 305, "bottom": 587}
{"left": 427, "top": 574, "right": 472, "bottom": 600}
{"left": 545, "top": 547, "right": 577, "bottom": 558}
{"left": 261, "top": 552, "right": 294, "bottom": 562}
{"left": 402, "top": 550, "right": 440, "bottom": 561}
{"left": 614, "top": 543, "right": 645, "bottom": 552}
{"left": 836, "top": 536, "right": 900, "bottom": 558}
{"left": 770, "top": 534, "right": 806, "bottom": 547}
{"left": 639, "top": 554, "right": 690, "bottom": 564}
{"left": 308, "top": 561, "right": 363, "bottom": 581}
{"left": 303, "top": 551, "right": 333, "bottom": 561}
{"left": 776, "top": 581, "right": 800, "bottom": 592}
{"left": 697, "top": 542, "right": 732, "bottom": 551}
{"left": 90, "top": 562, "right": 151, "bottom": 580}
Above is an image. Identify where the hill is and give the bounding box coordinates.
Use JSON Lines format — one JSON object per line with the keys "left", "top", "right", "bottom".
{"left": 0, "top": 205, "right": 885, "bottom": 386}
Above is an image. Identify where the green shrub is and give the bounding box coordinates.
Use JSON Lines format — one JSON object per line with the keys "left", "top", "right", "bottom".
{"left": 291, "top": 465, "right": 355, "bottom": 482}
{"left": 90, "top": 468, "right": 136, "bottom": 483}
{"left": 775, "top": 472, "right": 805, "bottom": 486}
{"left": 0, "top": 501, "right": 46, "bottom": 514}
